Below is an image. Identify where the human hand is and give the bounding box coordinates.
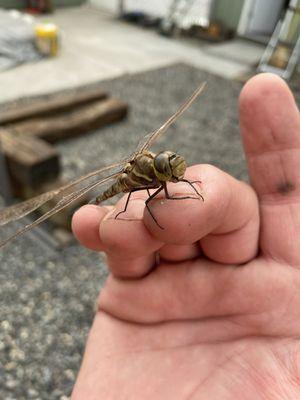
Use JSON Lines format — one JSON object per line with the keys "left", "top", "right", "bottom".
{"left": 71, "top": 74, "right": 300, "bottom": 399}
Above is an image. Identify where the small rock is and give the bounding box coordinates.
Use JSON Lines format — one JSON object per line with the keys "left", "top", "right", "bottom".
{"left": 60, "top": 333, "right": 74, "bottom": 347}
{"left": 9, "top": 347, "right": 25, "bottom": 361}
{"left": 1, "top": 320, "right": 12, "bottom": 332}
{"left": 64, "top": 369, "right": 75, "bottom": 381}
{"left": 5, "top": 379, "right": 19, "bottom": 389}
{"left": 5, "top": 361, "right": 17, "bottom": 371}
{"left": 27, "top": 388, "right": 39, "bottom": 398}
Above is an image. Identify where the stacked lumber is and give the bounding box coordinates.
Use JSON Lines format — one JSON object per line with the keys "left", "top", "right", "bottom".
{"left": 11, "top": 97, "right": 128, "bottom": 143}
{"left": 0, "top": 87, "right": 108, "bottom": 125}
{"left": 0, "top": 86, "right": 128, "bottom": 230}
{"left": 0, "top": 129, "right": 60, "bottom": 189}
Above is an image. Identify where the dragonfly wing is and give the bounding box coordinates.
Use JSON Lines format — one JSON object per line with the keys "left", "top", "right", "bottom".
{"left": 0, "top": 170, "right": 121, "bottom": 249}
{"left": 0, "top": 191, "right": 65, "bottom": 227}
{"left": 0, "top": 159, "right": 128, "bottom": 227}
{"left": 135, "top": 82, "right": 206, "bottom": 153}
{"left": 0, "top": 83, "right": 206, "bottom": 248}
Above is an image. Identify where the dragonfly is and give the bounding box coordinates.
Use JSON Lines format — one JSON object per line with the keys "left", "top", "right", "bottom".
{"left": 0, "top": 82, "right": 206, "bottom": 249}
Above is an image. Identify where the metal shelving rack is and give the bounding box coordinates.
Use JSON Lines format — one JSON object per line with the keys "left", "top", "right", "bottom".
{"left": 258, "top": 0, "right": 300, "bottom": 80}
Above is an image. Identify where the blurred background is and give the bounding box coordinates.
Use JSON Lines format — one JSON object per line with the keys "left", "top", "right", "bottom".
{"left": 0, "top": 1, "right": 299, "bottom": 399}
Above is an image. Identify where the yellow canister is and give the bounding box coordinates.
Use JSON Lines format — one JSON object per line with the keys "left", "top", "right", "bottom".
{"left": 35, "top": 23, "right": 58, "bottom": 57}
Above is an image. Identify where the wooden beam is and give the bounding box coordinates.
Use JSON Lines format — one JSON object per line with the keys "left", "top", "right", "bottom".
{"left": 0, "top": 87, "right": 107, "bottom": 125}
{"left": 0, "top": 145, "right": 12, "bottom": 201}
{"left": 0, "top": 129, "right": 60, "bottom": 189}
{"left": 9, "top": 97, "right": 128, "bottom": 143}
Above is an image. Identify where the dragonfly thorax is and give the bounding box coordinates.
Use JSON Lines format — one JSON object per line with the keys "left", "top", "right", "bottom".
{"left": 153, "top": 151, "right": 186, "bottom": 182}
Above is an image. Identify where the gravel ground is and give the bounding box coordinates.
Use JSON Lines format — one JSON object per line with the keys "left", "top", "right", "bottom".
{"left": 0, "top": 62, "right": 258, "bottom": 399}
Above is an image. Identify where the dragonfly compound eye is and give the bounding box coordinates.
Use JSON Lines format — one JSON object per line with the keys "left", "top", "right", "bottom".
{"left": 153, "top": 152, "right": 172, "bottom": 181}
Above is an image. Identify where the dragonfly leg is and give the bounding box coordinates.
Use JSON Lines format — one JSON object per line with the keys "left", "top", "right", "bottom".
{"left": 144, "top": 180, "right": 203, "bottom": 229}
{"left": 115, "top": 186, "right": 158, "bottom": 220}
{"left": 179, "top": 179, "right": 204, "bottom": 201}
{"left": 145, "top": 186, "right": 164, "bottom": 229}
{"left": 163, "top": 181, "right": 202, "bottom": 201}
{"left": 115, "top": 191, "right": 133, "bottom": 219}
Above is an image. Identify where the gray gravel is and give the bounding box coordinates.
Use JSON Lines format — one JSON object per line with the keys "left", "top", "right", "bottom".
{"left": 0, "top": 63, "right": 246, "bottom": 399}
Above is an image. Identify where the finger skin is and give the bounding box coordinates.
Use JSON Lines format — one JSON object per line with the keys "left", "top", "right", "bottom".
{"left": 72, "top": 205, "right": 202, "bottom": 262}
{"left": 99, "top": 257, "right": 299, "bottom": 329}
{"left": 72, "top": 76, "right": 300, "bottom": 400}
{"left": 72, "top": 205, "right": 108, "bottom": 251}
{"left": 72, "top": 200, "right": 162, "bottom": 278}
{"left": 239, "top": 73, "right": 300, "bottom": 265}
{"left": 73, "top": 74, "right": 299, "bottom": 273}
{"left": 159, "top": 243, "right": 202, "bottom": 262}
{"left": 99, "top": 74, "right": 300, "bottom": 323}
{"left": 72, "top": 163, "right": 259, "bottom": 277}
{"left": 144, "top": 164, "right": 259, "bottom": 264}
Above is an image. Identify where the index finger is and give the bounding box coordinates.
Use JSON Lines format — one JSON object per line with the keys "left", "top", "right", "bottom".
{"left": 72, "top": 198, "right": 163, "bottom": 278}
{"left": 144, "top": 164, "right": 259, "bottom": 264}
{"left": 102, "top": 163, "right": 259, "bottom": 277}
{"left": 73, "top": 163, "right": 259, "bottom": 277}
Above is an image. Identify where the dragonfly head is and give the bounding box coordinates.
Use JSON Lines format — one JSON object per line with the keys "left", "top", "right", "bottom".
{"left": 153, "top": 151, "right": 186, "bottom": 182}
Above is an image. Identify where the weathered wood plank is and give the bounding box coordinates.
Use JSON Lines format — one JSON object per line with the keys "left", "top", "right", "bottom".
{"left": 0, "top": 129, "right": 60, "bottom": 188}
{"left": 0, "top": 87, "right": 107, "bottom": 125}
{"left": 10, "top": 97, "right": 128, "bottom": 143}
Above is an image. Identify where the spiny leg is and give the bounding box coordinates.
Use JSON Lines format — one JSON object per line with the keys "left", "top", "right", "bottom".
{"left": 162, "top": 181, "right": 201, "bottom": 201}
{"left": 115, "top": 191, "right": 133, "bottom": 219}
{"left": 144, "top": 181, "right": 204, "bottom": 229}
{"left": 115, "top": 186, "right": 158, "bottom": 220}
{"left": 179, "top": 178, "right": 204, "bottom": 201}
{"left": 145, "top": 186, "right": 164, "bottom": 229}
{"left": 163, "top": 182, "right": 194, "bottom": 200}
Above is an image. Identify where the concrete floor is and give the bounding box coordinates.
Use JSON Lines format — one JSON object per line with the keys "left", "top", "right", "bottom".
{"left": 0, "top": 4, "right": 265, "bottom": 103}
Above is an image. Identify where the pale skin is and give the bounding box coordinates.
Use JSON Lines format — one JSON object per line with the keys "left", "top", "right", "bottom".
{"left": 71, "top": 74, "right": 300, "bottom": 399}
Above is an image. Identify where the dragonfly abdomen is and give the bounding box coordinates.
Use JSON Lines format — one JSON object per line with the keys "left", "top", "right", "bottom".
{"left": 94, "top": 154, "right": 159, "bottom": 204}
{"left": 94, "top": 180, "right": 125, "bottom": 203}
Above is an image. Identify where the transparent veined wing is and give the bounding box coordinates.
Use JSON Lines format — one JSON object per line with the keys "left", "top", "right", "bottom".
{"left": 0, "top": 156, "right": 131, "bottom": 248}
{"left": 134, "top": 82, "right": 206, "bottom": 154}
{"left": 0, "top": 159, "right": 129, "bottom": 227}
{"left": 0, "top": 169, "right": 122, "bottom": 248}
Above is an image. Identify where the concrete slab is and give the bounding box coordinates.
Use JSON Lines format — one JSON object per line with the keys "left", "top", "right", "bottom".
{"left": 202, "top": 38, "right": 265, "bottom": 66}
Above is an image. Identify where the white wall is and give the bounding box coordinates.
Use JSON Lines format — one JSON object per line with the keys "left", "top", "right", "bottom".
{"left": 90, "top": 0, "right": 213, "bottom": 25}
{"left": 90, "top": 0, "right": 171, "bottom": 17}
{"left": 238, "top": 0, "right": 285, "bottom": 36}
{"left": 90, "top": 0, "right": 117, "bottom": 13}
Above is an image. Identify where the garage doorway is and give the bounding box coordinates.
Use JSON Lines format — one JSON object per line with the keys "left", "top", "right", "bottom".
{"left": 238, "top": 0, "right": 289, "bottom": 42}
